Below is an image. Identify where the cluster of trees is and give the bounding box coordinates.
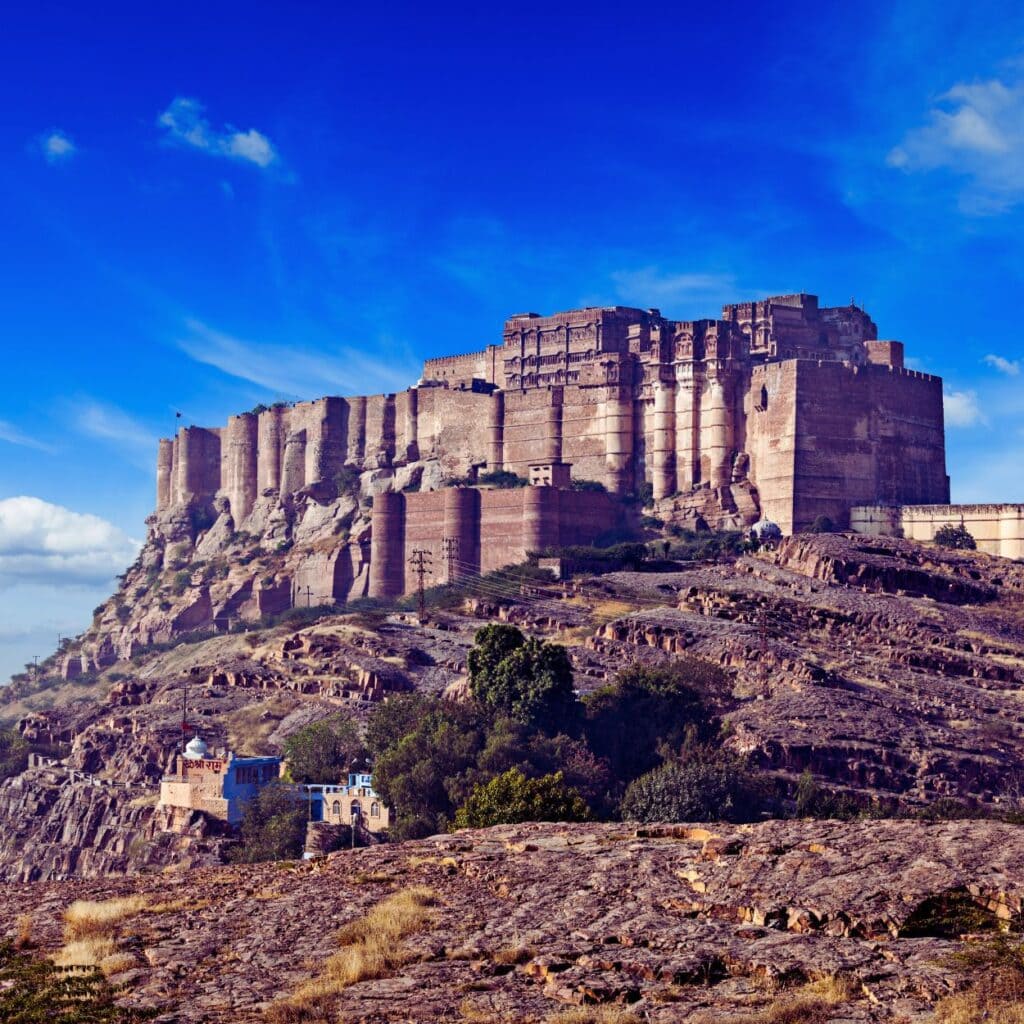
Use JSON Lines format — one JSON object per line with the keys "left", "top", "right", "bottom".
{"left": 367, "top": 623, "right": 765, "bottom": 840}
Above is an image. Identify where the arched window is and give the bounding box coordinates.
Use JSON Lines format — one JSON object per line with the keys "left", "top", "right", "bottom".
{"left": 759, "top": 385, "right": 768, "bottom": 411}
{"left": 332, "top": 801, "right": 341, "bottom": 817}
{"left": 370, "top": 802, "right": 380, "bottom": 818}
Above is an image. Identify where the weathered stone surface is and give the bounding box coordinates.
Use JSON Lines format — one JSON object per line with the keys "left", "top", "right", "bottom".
{"left": 2, "top": 820, "right": 1020, "bottom": 1022}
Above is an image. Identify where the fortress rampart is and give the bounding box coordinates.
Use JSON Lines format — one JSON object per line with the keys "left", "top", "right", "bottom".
{"left": 851, "top": 503, "right": 1024, "bottom": 560}
{"left": 156, "top": 291, "right": 950, "bottom": 549}
{"left": 367, "top": 486, "right": 622, "bottom": 599}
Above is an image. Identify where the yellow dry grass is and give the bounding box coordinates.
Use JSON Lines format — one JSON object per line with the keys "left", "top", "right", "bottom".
{"left": 546, "top": 1007, "right": 643, "bottom": 1024}
{"left": 63, "top": 895, "right": 147, "bottom": 940}
{"left": 264, "top": 887, "right": 439, "bottom": 1023}
{"left": 692, "top": 974, "right": 858, "bottom": 1024}
{"left": 52, "top": 936, "right": 117, "bottom": 970}
{"left": 935, "top": 992, "right": 1024, "bottom": 1024}
{"left": 147, "top": 897, "right": 212, "bottom": 914}
{"left": 14, "top": 913, "right": 32, "bottom": 949}
{"left": 53, "top": 894, "right": 148, "bottom": 974}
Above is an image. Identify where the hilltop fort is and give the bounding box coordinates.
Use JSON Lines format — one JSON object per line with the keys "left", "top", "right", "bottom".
{"left": 152, "top": 293, "right": 950, "bottom": 599}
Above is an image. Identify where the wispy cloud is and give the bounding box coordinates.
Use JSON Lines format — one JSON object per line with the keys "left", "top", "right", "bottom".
{"left": 178, "top": 319, "right": 416, "bottom": 398}
{"left": 944, "top": 387, "right": 985, "bottom": 427}
{"left": 158, "top": 97, "right": 279, "bottom": 169}
{"left": 0, "top": 420, "right": 55, "bottom": 453}
{"left": 73, "top": 400, "right": 155, "bottom": 446}
{"left": 610, "top": 268, "right": 742, "bottom": 309}
{"left": 36, "top": 130, "right": 77, "bottom": 164}
{"left": 889, "top": 76, "right": 1024, "bottom": 212}
{"left": 984, "top": 353, "right": 1021, "bottom": 376}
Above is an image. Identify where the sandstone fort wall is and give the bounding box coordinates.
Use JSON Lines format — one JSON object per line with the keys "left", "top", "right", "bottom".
{"left": 851, "top": 504, "right": 1024, "bottom": 560}
{"left": 155, "top": 293, "right": 955, "bottom": 593}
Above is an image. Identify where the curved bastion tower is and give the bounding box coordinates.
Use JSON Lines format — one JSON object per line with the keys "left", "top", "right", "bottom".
{"left": 152, "top": 292, "right": 949, "bottom": 600}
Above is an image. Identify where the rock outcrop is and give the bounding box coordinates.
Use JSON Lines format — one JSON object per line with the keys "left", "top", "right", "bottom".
{"left": 3, "top": 819, "right": 1021, "bottom": 1021}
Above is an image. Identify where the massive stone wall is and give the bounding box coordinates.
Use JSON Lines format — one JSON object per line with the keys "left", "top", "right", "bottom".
{"left": 155, "top": 291, "right": 949, "bottom": 564}
{"left": 367, "top": 486, "right": 622, "bottom": 599}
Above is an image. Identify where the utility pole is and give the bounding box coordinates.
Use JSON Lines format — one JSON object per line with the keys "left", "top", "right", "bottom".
{"left": 302, "top": 585, "right": 313, "bottom": 608}
{"left": 181, "top": 677, "right": 189, "bottom": 752}
{"left": 441, "top": 537, "right": 459, "bottom": 584}
{"left": 409, "top": 549, "right": 433, "bottom": 623}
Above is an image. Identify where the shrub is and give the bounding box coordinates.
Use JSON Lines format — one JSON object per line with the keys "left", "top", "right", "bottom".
{"left": 283, "top": 715, "right": 366, "bottom": 784}
{"left": 0, "top": 728, "right": 29, "bottom": 781}
{"left": 229, "top": 783, "right": 306, "bottom": 863}
{"left": 477, "top": 470, "right": 528, "bottom": 489}
{"left": 584, "top": 660, "right": 727, "bottom": 785}
{"left": 935, "top": 523, "right": 977, "bottom": 550}
{"left": 805, "top": 515, "right": 835, "bottom": 534}
{"left": 621, "top": 745, "right": 768, "bottom": 823}
{"left": 454, "top": 768, "right": 590, "bottom": 828}
{"left": 171, "top": 570, "right": 191, "bottom": 595}
{"left": 570, "top": 479, "right": 606, "bottom": 493}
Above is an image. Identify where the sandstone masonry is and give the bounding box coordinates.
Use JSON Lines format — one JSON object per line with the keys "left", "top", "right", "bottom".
{"left": 154, "top": 292, "right": 950, "bottom": 583}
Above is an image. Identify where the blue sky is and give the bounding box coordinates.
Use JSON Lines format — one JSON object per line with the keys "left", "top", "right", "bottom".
{"left": 2, "top": 0, "right": 1023, "bottom": 681}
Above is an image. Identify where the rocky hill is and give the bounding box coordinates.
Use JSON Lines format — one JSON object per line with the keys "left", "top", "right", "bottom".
{"left": 4, "top": 818, "right": 1023, "bottom": 1022}
{"left": 2, "top": 532, "right": 1024, "bottom": 884}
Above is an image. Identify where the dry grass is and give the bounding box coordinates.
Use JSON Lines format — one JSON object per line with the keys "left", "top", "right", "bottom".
{"left": 147, "top": 897, "right": 212, "bottom": 914}
{"left": 14, "top": 913, "right": 32, "bottom": 949}
{"left": 546, "top": 1007, "right": 643, "bottom": 1024}
{"left": 52, "top": 936, "right": 117, "bottom": 970}
{"left": 935, "top": 991, "right": 1024, "bottom": 1024}
{"left": 224, "top": 694, "right": 295, "bottom": 755}
{"left": 63, "top": 895, "right": 147, "bottom": 940}
{"left": 53, "top": 894, "right": 148, "bottom": 974}
{"left": 264, "top": 887, "right": 439, "bottom": 1023}
{"left": 492, "top": 943, "right": 536, "bottom": 966}
{"left": 692, "top": 975, "right": 859, "bottom": 1024}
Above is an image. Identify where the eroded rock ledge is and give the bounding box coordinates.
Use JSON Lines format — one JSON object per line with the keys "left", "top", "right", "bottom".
{"left": 3, "top": 819, "right": 1021, "bottom": 1022}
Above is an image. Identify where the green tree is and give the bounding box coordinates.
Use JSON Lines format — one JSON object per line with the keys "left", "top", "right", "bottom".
{"left": 468, "top": 625, "right": 577, "bottom": 732}
{"left": 229, "top": 783, "right": 306, "bottom": 863}
{"left": 620, "top": 746, "right": 767, "bottom": 824}
{"left": 283, "top": 715, "right": 366, "bottom": 784}
{"left": 0, "top": 729, "right": 29, "bottom": 781}
{"left": 584, "top": 660, "right": 726, "bottom": 785}
{"left": 467, "top": 624, "right": 525, "bottom": 689}
{"left": 365, "top": 693, "right": 434, "bottom": 760}
{"left": 454, "top": 768, "right": 590, "bottom": 829}
{"left": 371, "top": 699, "right": 488, "bottom": 840}
{"left": 0, "top": 942, "right": 158, "bottom": 1023}
{"left": 934, "top": 523, "right": 977, "bottom": 550}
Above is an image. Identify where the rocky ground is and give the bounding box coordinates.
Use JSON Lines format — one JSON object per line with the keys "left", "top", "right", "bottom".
{"left": 2, "top": 533, "right": 1024, "bottom": 881}
{"left": 3, "top": 818, "right": 1022, "bottom": 1022}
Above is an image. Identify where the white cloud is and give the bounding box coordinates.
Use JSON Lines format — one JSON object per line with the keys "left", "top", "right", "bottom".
{"left": 0, "top": 497, "right": 140, "bottom": 589}
{"left": 984, "top": 353, "right": 1021, "bottom": 376}
{"left": 158, "top": 97, "right": 279, "bottom": 168}
{"left": 889, "top": 77, "right": 1024, "bottom": 212}
{"left": 0, "top": 420, "right": 55, "bottom": 453}
{"left": 944, "top": 387, "right": 985, "bottom": 427}
{"left": 178, "top": 319, "right": 416, "bottom": 398}
{"left": 610, "top": 268, "right": 740, "bottom": 308}
{"left": 38, "top": 130, "right": 76, "bottom": 164}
